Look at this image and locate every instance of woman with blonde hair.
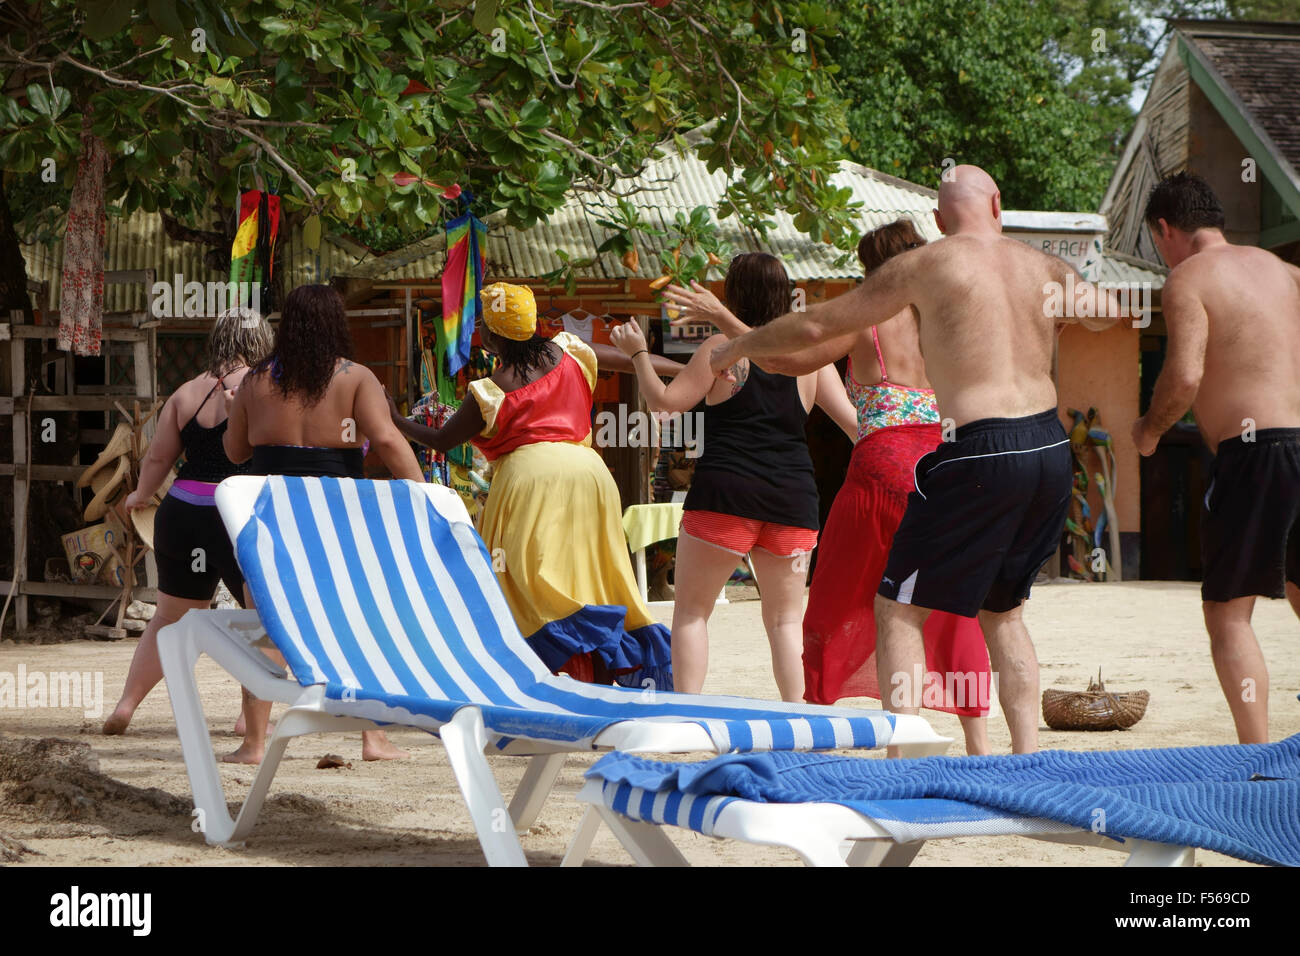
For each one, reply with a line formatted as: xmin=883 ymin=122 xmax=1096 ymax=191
xmin=103 ymin=306 xmax=272 ymax=735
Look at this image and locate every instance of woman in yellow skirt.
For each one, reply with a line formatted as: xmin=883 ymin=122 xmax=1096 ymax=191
xmin=389 ymin=282 xmax=671 ymax=688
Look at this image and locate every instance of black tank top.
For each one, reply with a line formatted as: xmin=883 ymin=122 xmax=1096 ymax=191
xmin=176 ymin=378 xmax=251 ymax=483
xmin=683 ymin=363 xmax=819 ymax=529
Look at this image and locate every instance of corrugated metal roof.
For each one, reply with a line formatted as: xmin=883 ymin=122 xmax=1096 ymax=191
xmin=348 ymin=147 xmax=944 ymax=283
xmin=19 ymin=144 xmax=1163 ymax=305
xmin=21 ymin=211 xmax=372 ymax=314
xmin=1097 ymin=249 xmax=1167 ymax=287
xmin=346 ymin=145 xmax=1157 ymax=288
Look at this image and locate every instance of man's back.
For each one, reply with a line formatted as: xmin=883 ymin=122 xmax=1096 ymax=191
xmin=1177 ymin=244 xmax=1300 ymax=450
xmin=908 ymin=234 xmax=1062 ymax=426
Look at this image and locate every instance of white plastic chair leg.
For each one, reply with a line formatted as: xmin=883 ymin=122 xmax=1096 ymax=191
xmin=560 ymin=806 xmax=604 ymax=867
xmin=508 ymin=753 xmax=568 ymax=831
xmin=1123 ymin=840 xmax=1195 ymax=867
xmin=894 ymin=739 xmax=953 ymax=758
xmin=595 ymin=805 xmax=690 ymax=867
xmin=158 ymin=616 xmax=240 ymax=845
xmin=873 ymin=840 xmax=923 ymax=867
xmin=845 ymin=839 xmax=893 ymax=867
xmin=225 ymin=704 xmax=371 ymax=844
xmin=438 ymin=707 xmax=528 ymax=867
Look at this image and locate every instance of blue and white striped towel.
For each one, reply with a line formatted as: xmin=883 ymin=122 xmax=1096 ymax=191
xmin=588 ymin=737 xmax=1300 ymax=865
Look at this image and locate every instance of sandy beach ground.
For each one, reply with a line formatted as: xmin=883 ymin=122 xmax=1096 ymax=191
xmin=1 ymin=579 xmax=1296 ymax=867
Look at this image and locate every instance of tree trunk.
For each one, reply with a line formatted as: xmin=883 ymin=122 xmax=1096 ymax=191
xmin=0 ymin=176 xmax=33 ymax=322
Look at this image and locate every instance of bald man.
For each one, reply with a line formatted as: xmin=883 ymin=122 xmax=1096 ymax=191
xmin=709 ymin=166 xmax=1120 ymax=753
xmin=1134 ymin=171 xmax=1300 ymax=744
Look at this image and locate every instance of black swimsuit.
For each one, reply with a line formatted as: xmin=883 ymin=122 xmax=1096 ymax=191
xmin=250 ymin=445 xmax=365 ymax=478
xmin=155 ymin=377 xmax=249 ymax=603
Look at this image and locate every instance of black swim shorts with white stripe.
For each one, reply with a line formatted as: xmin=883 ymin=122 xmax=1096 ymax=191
xmin=877 ymin=407 xmax=1072 ymax=617
xmin=1201 ymin=427 xmax=1300 ymax=603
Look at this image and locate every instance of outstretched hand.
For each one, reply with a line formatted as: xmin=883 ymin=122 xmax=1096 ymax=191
xmin=383 ymin=387 xmax=402 ymax=422
xmin=664 ymin=281 xmax=728 ymax=328
xmin=709 ymin=339 xmax=738 ymax=382
xmin=609 ymin=319 xmax=648 ymax=358
xmin=1131 ymin=417 xmax=1159 ymax=457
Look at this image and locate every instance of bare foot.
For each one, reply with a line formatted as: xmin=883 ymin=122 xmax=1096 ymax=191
xmin=361 ymin=730 xmax=410 ymax=761
xmin=102 ymin=706 xmax=133 ymax=736
xmin=231 ymin=716 xmax=273 ymax=736
xmin=222 ymin=743 xmax=264 ymax=765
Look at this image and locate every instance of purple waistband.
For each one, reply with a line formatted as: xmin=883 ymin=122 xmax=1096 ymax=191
xmin=168 ymin=479 xmax=219 ymax=505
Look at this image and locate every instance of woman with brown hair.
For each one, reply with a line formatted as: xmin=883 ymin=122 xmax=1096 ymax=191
xmin=666 ymin=221 xmax=991 ymax=753
xmin=613 ymin=252 xmax=857 ymax=702
xmin=223 ymin=284 xmax=424 ymax=763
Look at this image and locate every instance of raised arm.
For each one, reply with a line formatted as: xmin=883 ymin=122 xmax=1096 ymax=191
xmin=610 ymin=320 xmax=718 ymax=414
xmin=387 ymin=390 xmax=487 ymax=454
xmin=352 ymin=371 xmax=425 ymax=481
xmin=124 ymin=392 xmax=183 ymax=511
xmin=1132 ymin=274 xmax=1207 ymax=456
xmin=710 ymin=250 xmax=916 ymax=376
xmin=1052 ymin=258 xmax=1126 ymax=332
xmin=666 ymin=280 xmax=856 ymax=375
xmin=814 ymin=364 xmax=858 ymax=442
xmin=591 ymin=341 xmax=685 ymax=378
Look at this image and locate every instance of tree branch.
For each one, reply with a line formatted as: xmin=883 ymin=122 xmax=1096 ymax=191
xmin=209 ymin=118 xmax=317 ymax=201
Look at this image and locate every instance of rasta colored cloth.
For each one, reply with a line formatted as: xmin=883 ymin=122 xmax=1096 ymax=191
xmin=441 ymin=210 xmax=487 ymax=377
xmin=230 ymin=190 xmax=281 ymax=309
xmin=57 ymin=123 xmax=111 ymax=357
xmin=469 ymin=333 xmax=672 ymax=690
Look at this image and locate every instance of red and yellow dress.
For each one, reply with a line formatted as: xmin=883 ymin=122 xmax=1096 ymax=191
xmin=802 ymin=328 xmax=990 ymax=715
xmin=469 ymin=332 xmax=672 ymax=688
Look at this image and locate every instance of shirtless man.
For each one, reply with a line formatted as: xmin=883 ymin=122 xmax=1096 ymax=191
xmin=1132 ymin=171 xmax=1300 ymax=744
xmin=709 ymin=165 xmax=1119 ymax=753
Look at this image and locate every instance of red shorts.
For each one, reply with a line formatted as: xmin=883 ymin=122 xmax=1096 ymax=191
xmin=680 ymin=510 xmax=818 ymax=558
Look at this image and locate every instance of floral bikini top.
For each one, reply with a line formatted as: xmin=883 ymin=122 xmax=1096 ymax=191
xmin=845 ymin=327 xmax=940 ymax=442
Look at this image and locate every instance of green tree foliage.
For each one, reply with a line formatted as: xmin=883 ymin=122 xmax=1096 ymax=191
xmin=828 ymin=0 xmax=1286 ymax=211
xmin=1046 ymin=0 xmax=1278 ymax=156
xmin=0 ymin=0 xmax=863 ymax=298
xmin=830 ymin=0 xmax=1116 ymax=211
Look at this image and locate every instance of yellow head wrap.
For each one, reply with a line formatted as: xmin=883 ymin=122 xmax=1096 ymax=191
xmin=479 ymin=282 xmax=537 ymax=341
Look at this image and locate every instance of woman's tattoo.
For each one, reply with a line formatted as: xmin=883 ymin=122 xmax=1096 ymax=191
xmin=728 ymin=358 xmax=749 ymax=396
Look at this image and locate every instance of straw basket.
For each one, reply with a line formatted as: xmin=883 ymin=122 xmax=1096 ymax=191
xmin=1042 ymin=671 xmax=1149 ymax=731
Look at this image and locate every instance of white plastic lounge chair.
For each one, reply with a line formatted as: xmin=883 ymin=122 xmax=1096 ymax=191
xmin=159 ymin=476 xmax=950 ymax=865
xmin=569 ymin=777 xmax=1195 ymax=867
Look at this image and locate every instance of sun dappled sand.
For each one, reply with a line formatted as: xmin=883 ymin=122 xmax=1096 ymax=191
xmin=0 ymin=580 xmax=1296 ymax=866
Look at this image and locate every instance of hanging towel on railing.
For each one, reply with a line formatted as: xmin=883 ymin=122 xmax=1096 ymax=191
xmin=57 ymin=122 xmax=110 ymax=357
